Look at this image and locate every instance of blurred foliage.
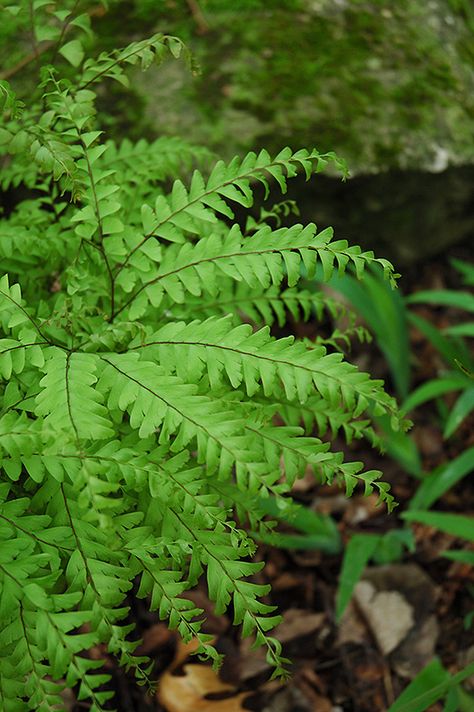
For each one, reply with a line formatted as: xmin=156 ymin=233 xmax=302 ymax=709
xmin=2 ymin=0 xmax=474 ymax=171
xmin=109 ymin=0 xmax=474 ymax=170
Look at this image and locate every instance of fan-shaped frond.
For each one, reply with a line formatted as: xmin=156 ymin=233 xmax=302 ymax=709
xmin=35 ymin=349 xmax=113 ymax=441
xmin=129 ymin=315 xmax=401 ymax=425
xmin=114 ymin=222 xmax=395 ymax=319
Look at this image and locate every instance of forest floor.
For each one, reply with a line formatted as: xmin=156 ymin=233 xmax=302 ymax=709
xmin=72 ymin=248 xmax=474 ymax=712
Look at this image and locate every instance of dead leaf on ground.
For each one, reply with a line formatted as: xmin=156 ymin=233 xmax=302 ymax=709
xmin=352 ymin=564 xmax=439 ymax=678
xmin=239 ymin=609 xmax=325 ymax=681
xmin=391 ymin=615 xmax=439 ymax=679
xmin=157 ymin=637 xmax=251 ymax=712
xmin=411 ymin=522 xmax=457 ymax=561
xmin=273 ymin=609 xmax=325 ymax=644
xmin=291 ymin=466 xmax=317 ymax=493
xmin=171 ymin=637 xmax=213 ymax=670
xmin=261 ymin=684 xmax=320 ymax=712
xmin=354 ymin=580 xmax=414 ymax=655
xmin=135 ymin=623 xmax=174 ymax=655
xmin=342 ymin=494 xmax=381 ymax=525
xmin=337 ymin=599 xmax=369 ymax=647
xmin=158 ymin=664 xmax=251 ymax=712
xmin=297 ymin=668 xmax=333 ymax=712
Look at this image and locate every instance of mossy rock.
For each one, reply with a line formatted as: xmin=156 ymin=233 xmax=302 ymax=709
xmin=120 ymin=0 xmax=474 ymax=172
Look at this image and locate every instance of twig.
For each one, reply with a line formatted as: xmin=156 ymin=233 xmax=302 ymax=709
xmin=0 ymin=42 xmax=55 ymax=81
xmin=0 ymin=4 xmax=106 ymax=81
xmin=50 ymin=0 xmax=81 ymax=66
xmin=186 ymin=0 xmax=209 ymax=34
xmin=28 ymin=0 xmax=40 ymax=68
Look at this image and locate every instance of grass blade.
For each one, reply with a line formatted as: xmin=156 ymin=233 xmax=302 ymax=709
xmin=409 ymin=447 xmax=474 ymax=510
xmin=335 ymin=533 xmax=380 ymax=621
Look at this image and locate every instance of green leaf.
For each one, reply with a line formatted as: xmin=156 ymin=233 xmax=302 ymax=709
xmin=327 ymin=268 xmax=409 ymax=399
xmin=372 ymin=528 xmax=415 ymax=565
xmin=59 ymin=40 xmax=85 ymax=67
xmin=407 ymin=289 xmax=474 ymax=313
xmin=409 ymin=447 xmax=474 ymax=510
xmin=403 ymin=511 xmax=474 ymax=542
xmin=335 ymin=533 xmax=380 ymax=620
xmin=35 ymin=350 xmax=114 ymax=440
xmin=402 ymin=375 xmax=471 ymax=415
xmin=389 ymin=661 xmax=474 ymax=712
xmin=443 ymin=387 xmax=474 ymax=438
xmin=254 ymin=496 xmax=341 ymax=554
xmin=388 ymin=658 xmax=451 ymax=712
xmin=443 ymin=323 xmax=474 ymax=338
xmin=408 ymin=313 xmax=473 ymax=371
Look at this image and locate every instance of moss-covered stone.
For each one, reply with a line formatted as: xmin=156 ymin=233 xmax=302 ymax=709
xmin=122 ymin=0 xmax=474 ymax=172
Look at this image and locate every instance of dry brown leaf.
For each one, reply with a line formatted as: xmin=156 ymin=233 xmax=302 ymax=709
xmin=172 ymin=637 xmax=208 ymax=670
xmin=391 ymin=615 xmax=439 ymax=679
xmin=240 ymin=609 xmax=325 ymax=681
xmin=337 ymin=599 xmax=368 ymax=647
xmin=135 ymin=623 xmax=173 ymax=655
xmin=158 ymin=664 xmax=250 ymax=712
xmin=354 ymin=581 xmax=414 ymax=655
xmin=183 ymin=589 xmax=230 ymax=634
xmin=273 ymin=609 xmax=325 ymax=644
xmin=342 ymin=494 xmax=380 ymax=525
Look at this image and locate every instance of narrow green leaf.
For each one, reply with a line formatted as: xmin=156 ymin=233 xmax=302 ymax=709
xmin=403 ymin=511 xmax=474 ymax=542
xmin=409 ymin=447 xmax=474 ymax=510
xmin=388 ymin=658 xmax=450 ymax=712
xmin=402 ymin=375 xmax=470 ymax=415
xmin=335 ymin=533 xmax=380 ymax=620
xmin=443 ymin=387 xmax=474 ymax=438
xmin=407 ymin=289 xmax=474 ymax=313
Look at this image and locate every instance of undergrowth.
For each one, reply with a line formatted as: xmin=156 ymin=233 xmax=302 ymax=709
xmin=0 ymin=4 xmax=405 ymax=709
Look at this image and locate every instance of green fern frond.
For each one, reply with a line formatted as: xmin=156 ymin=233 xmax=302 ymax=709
xmin=129 ymin=314 xmax=400 ymax=423
xmin=0 ymin=16 xmax=403 ymax=704
xmin=183 ymin=283 xmax=345 ymax=327
xmin=113 ymin=221 xmax=395 ymax=319
xmin=79 ymin=34 xmax=193 ymax=90
xmin=0 ymin=80 xmax=24 ymax=119
xmin=35 ymin=350 xmax=113 ymax=441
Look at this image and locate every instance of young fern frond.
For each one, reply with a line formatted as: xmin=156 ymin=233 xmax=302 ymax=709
xmin=78 ymin=34 xmax=193 ymax=90
xmin=0 ymin=19 xmax=404 ymax=710
xmin=128 ymin=314 xmax=399 ymax=422
xmin=182 ymin=283 xmax=347 ymax=328
xmin=111 ymin=221 xmax=394 ymax=320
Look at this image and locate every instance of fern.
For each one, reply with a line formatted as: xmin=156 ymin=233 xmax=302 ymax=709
xmin=0 ymin=15 xmax=406 ymax=711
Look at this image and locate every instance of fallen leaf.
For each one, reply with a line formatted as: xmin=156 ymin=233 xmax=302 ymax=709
xmin=239 ymin=638 xmax=269 ymax=681
xmin=337 ymin=599 xmax=369 ymax=647
xmin=260 ymin=685 xmax=313 ymax=712
xmin=354 ymin=581 xmax=414 ymax=655
xmin=172 ymin=638 xmax=211 ymax=670
xmin=391 ymin=615 xmax=439 ymax=679
xmin=353 ymin=659 xmax=385 ymax=682
xmin=364 ymin=564 xmax=440 ymax=679
xmin=273 ymin=609 xmax=325 ymax=644
xmin=239 ymin=610 xmax=325 ymax=680
xmin=158 ymin=664 xmax=250 ymax=712
xmin=343 ymin=494 xmax=380 ymax=525
xmin=135 ymin=623 xmax=173 ymax=655
xmin=297 ymin=668 xmax=333 ymax=712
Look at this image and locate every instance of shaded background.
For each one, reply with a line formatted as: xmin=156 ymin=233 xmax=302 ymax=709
xmin=2 ymin=0 xmax=474 ymax=266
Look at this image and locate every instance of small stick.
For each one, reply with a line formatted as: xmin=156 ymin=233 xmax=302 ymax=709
xmin=0 ymin=4 xmax=106 ymax=81
xmin=186 ymin=0 xmax=209 ymax=34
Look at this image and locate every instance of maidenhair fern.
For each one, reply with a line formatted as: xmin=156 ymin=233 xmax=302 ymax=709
xmin=0 ymin=6 xmax=405 ymax=710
